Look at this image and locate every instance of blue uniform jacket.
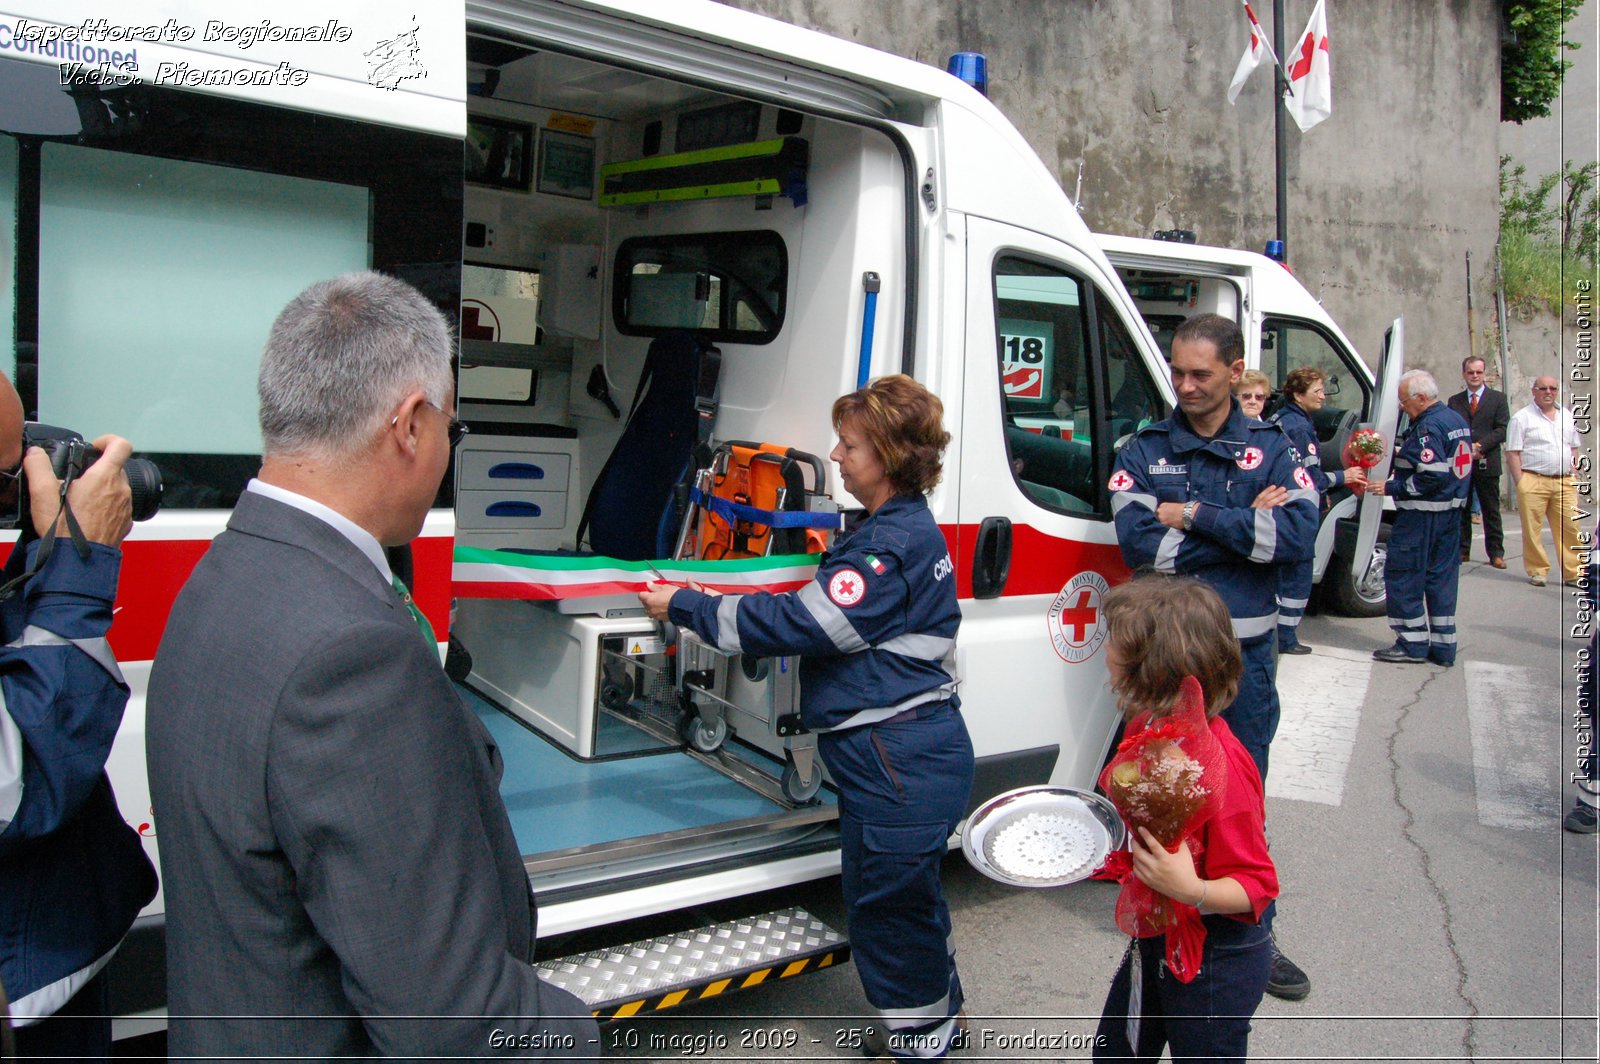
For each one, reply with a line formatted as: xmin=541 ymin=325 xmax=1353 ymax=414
xmin=668 ymin=493 xmax=960 ymax=732
xmin=1386 ymin=402 xmax=1473 ymax=511
xmin=1271 ymin=400 xmax=1348 ymax=494
xmin=1111 ymin=402 xmax=1320 ymax=642
xmin=0 ymin=537 xmax=157 ymax=1019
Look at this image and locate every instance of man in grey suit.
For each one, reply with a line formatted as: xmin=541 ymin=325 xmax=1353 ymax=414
xmin=146 ymin=273 xmax=598 ymax=1060
xmin=1445 ymin=356 xmax=1510 ymax=567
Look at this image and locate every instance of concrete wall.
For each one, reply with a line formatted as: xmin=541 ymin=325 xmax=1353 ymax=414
xmin=723 ymin=0 xmax=1504 ymax=381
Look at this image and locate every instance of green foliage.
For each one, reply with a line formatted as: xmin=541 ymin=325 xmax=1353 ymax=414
xmin=1502 ymin=0 xmax=1582 ymax=124
xmin=1499 ymin=155 xmax=1599 ymax=314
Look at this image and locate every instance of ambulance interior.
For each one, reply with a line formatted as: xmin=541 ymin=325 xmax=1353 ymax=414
xmin=449 ymin=33 xmax=912 ymax=892
xmin=1113 ymin=263 xmax=1371 ymax=462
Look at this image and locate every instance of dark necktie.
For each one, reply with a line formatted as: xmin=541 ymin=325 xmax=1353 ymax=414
xmin=391 ymin=574 xmax=437 ymax=645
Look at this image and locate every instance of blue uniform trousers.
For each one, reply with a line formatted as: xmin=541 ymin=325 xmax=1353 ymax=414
xmin=1220 ymin=639 xmax=1280 ymax=785
xmin=1276 ymin=558 xmax=1314 ymax=651
xmin=1093 ymin=917 xmax=1272 ymax=1063
xmin=820 ymin=701 xmax=974 ymax=1059
xmin=1384 ymin=511 xmax=1462 ymax=664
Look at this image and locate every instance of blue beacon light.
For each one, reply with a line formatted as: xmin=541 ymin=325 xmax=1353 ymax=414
xmin=947 ymin=52 xmax=988 ymax=97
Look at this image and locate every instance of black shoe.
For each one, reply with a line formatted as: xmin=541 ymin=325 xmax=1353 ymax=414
xmin=1373 ymin=645 xmax=1425 ymax=664
xmin=1266 ymin=943 xmax=1311 ymax=1001
xmin=1565 ymin=802 xmax=1599 ymax=834
xmin=1280 ymin=642 xmax=1313 ymax=655
xmin=1428 ymin=658 xmax=1456 ymax=668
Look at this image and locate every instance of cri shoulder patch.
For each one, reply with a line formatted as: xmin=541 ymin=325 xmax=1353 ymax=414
xmin=1236 ymin=447 xmax=1264 ymax=470
xmin=1109 ymin=469 xmax=1135 ymax=492
xmin=828 ymin=568 xmax=866 ymax=607
xmin=1293 ymin=467 xmax=1314 ymax=490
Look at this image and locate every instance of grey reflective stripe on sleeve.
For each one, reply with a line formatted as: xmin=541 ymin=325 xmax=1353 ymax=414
xmin=8 ymin=626 xmax=125 ymax=686
xmin=714 ymin=594 xmax=744 ymax=654
xmin=819 ymin=682 xmax=960 ymax=732
xmin=1112 ymin=490 xmax=1157 ymax=515
xmin=1415 ymin=459 xmax=1452 ymax=472
xmin=1154 ymin=528 xmax=1184 ymax=572
xmin=1231 ymin=613 xmax=1277 ymax=639
xmin=797 ymin=580 xmax=869 ymax=654
xmin=874 ymin=633 xmax=956 ymax=659
xmin=1395 ymin=498 xmax=1466 ymax=511
xmin=1286 ymin=487 xmax=1319 ymax=506
xmin=1 ymin=689 xmax=20 ymax=831
xmin=1249 ymin=508 xmax=1277 ymax=562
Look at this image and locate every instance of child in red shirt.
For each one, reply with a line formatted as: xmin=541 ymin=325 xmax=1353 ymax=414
xmin=1093 ymin=574 xmax=1279 ymax=1063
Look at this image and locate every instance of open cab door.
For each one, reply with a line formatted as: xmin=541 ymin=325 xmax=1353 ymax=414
xmin=1350 ymin=317 xmax=1406 ymax=602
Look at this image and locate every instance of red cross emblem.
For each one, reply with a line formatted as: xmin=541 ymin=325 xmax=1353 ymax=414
xmin=828 ymin=568 xmax=866 ymax=607
xmin=1048 ymin=572 xmax=1111 ymax=663
xmin=1293 ymin=467 xmax=1314 ymax=490
xmin=1237 ymin=447 xmax=1264 ymax=470
xmin=1109 ymin=470 xmax=1134 ymax=492
xmin=1452 ymin=441 xmax=1473 ymax=479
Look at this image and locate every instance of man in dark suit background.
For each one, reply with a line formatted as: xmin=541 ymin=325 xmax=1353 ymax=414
xmin=1446 ymin=356 xmax=1509 ymax=568
xmin=146 ymin=273 xmax=597 ymax=1060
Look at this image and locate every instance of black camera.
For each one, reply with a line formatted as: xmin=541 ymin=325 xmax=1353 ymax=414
xmin=14 ymin=424 xmax=163 ymax=526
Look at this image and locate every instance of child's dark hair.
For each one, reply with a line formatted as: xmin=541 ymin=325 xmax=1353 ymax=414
xmin=1102 ymin=573 xmax=1242 ymax=719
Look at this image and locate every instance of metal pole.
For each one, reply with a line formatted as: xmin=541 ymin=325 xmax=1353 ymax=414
xmin=1273 ymin=0 xmax=1288 ymax=256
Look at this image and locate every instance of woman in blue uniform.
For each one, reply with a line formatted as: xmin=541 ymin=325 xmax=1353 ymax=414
xmin=641 ymin=375 xmax=974 ymax=1060
xmin=1270 ymin=367 xmax=1364 ymax=653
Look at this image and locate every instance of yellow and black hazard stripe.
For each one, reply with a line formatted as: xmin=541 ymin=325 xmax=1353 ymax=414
xmin=593 ymin=945 xmax=850 ymax=1022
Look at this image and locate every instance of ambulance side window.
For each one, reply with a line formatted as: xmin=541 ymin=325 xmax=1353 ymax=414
xmin=1 ymin=55 xmax=460 ymax=509
xmin=1262 ymin=317 xmax=1371 ymax=440
xmin=991 ymin=255 xmax=1165 ymax=517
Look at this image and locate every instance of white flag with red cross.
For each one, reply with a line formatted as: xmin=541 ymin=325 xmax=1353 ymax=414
xmin=1283 ymin=0 xmax=1332 ymax=131
xmin=1227 ymin=1 xmax=1279 ymax=104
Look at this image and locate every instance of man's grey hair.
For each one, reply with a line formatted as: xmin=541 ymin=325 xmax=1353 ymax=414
xmin=1399 ymin=369 xmax=1438 ymax=400
xmin=259 ymin=271 xmax=454 ymax=461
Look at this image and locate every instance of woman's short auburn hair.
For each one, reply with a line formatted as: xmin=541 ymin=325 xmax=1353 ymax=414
xmin=831 ymin=375 xmax=952 ymax=496
xmin=1283 ymin=365 xmax=1325 ymax=401
xmin=1234 ymin=369 xmax=1271 ymax=397
xmin=1102 ymin=573 xmax=1242 ymax=720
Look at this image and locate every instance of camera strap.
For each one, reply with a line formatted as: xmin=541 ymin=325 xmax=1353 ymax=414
xmin=0 ymin=474 xmax=94 ymax=603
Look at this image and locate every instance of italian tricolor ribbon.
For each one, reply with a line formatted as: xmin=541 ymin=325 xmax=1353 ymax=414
xmin=452 ymin=546 xmax=820 ymax=600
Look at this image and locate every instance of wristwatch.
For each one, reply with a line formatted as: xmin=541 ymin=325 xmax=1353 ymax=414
xmin=1181 ymin=500 xmax=1200 ymax=530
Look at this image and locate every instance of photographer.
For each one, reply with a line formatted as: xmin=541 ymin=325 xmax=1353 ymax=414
xmin=0 ymin=372 xmax=157 ymax=1061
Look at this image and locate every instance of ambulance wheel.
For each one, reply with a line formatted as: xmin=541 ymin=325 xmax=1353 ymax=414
xmin=1323 ymin=527 xmax=1390 ymax=618
xmin=781 ymin=761 xmax=822 ymax=804
xmin=681 ymin=713 xmax=727 ymax=753
xmin=599 ymin=675 xmax=633 ymax=712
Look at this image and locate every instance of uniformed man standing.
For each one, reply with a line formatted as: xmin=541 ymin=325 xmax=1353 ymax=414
xmin=1368 ymin=369 xmax=1473 ymax=665
xmin=1110 ymin=312 xmax=1319 ymax=1000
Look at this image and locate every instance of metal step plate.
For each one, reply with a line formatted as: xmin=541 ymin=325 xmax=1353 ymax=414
xmin=536 ymin=907 xmax=849 ymax=1021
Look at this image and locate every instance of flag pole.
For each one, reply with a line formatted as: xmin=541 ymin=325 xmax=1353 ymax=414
xmin=1273 ymin=0 xmax=1289 ymax=258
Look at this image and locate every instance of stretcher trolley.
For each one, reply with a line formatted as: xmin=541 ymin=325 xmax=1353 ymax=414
xmin=600 ymin=441 xmax=841 ymax=803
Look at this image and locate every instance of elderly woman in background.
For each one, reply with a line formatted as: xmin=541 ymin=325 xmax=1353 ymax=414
xmin=1269 ymin=366 xmax=1366 ymax=654
xmin=642 ymin=374 xmax=974 ymax=1060
xmin=1234 ymin=369 xmax=1272 ymax=421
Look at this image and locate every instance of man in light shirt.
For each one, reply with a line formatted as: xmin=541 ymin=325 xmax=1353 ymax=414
xmin=1505 ymin=376 xmax=1584 ymax=586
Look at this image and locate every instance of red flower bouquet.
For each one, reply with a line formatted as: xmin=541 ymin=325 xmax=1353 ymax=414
xmin=1094 ymin=675 xmax=1229 ymax=982
xmin=1341 ymin=428 xmax=1388 ymax=471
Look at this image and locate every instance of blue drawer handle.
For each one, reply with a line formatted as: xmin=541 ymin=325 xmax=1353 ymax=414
xmin=488 ymin=463 xmax=546 ymax=480
xmin=486 ymin=501 xmax=542 ymax=518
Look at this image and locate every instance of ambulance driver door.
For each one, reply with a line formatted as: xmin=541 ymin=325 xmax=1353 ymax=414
xmin=956 ymin=217 xmax=1169 ymax=792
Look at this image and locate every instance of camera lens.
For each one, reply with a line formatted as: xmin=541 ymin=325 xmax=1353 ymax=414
xmin=123 ymin=458 xmax=163 ymax=521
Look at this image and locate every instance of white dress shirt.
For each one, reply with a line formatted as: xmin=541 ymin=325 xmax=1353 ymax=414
xmin=1506 ymin=404 xmax=1578 ymax=476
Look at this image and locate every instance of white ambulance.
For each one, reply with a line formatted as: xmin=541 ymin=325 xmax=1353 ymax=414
xmin=0 ymin=0 xmax=1386 ymax=1031
xmin=1097 ymin=233 xmax=1398 ymax=617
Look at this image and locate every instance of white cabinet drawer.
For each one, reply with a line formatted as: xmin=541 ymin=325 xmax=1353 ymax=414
xmin=457 ymin=488 xmax=567 ymax=529
xmin=459 ymin=450 xmax=571 ymax=492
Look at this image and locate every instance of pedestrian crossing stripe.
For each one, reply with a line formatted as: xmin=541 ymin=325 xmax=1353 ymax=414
xmin=589 ymin=948 xmax=849 ymax=1022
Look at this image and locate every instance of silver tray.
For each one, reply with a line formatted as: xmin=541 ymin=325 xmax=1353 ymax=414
xmin=960 ymin=785 xmax=1124 ymax=888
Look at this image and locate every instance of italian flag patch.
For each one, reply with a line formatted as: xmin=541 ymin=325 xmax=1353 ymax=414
xmin=866 ymin=554 xmax=886 ymax=574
